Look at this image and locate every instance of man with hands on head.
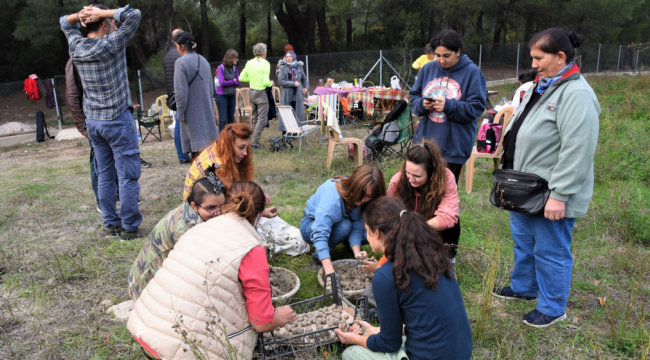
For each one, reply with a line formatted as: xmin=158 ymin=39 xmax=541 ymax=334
xmin=60 ymin=4 xmax=145 ymax=241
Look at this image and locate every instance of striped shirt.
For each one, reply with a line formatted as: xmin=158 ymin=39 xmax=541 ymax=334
xmin=59 ymin=6 xmax=141 ymax=121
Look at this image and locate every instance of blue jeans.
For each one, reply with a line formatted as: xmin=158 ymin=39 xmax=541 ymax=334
xmin=89 ymin=139 xmax=118 ymax=206
xmin=509 ymin=212 xmax=576 ymax=317
xmin=300 ymin=217 xmax=367 ymax=260
xmin=215 ymin=93 xmax=236 ymax=132
xmin=173 ymin=112 xmax=190 ymax=162
xmin=86 ymin=110 xmax=142 ymax=232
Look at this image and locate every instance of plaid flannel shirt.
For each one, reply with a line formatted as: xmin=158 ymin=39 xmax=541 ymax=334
xmin=59 ymin=6 xmax=141 ymax=121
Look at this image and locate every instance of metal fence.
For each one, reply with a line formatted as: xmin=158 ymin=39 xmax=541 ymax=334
xmin=1 ymin=43 xmax=647 ymax=129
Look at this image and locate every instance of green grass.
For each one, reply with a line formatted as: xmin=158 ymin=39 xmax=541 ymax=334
xmin=0 ymin=74 xmax=649 ymax=359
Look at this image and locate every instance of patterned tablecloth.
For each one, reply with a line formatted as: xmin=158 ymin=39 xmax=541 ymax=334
xmin=346 ymin=89 xmax=409 ymax=116
xmin=313 ymin=86 xmax=366 ymax=98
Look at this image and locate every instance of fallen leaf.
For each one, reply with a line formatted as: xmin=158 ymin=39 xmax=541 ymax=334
xmin=593 ymin=280 xmax=601 ymax=286
xmin=598 ymin=297 xmax=606 ymax=306
xmin=572 ymin=316 xmax=579 ymax=323
xmin=323 ymin=351 xmax=330 ymax=358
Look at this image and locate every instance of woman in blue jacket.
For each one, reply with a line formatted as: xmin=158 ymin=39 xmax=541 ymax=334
xmin=336 ymin=197 xmax=472 ymax=360
xmin=300 ymin=165 xmax=386 ymax=275
xmin=409 ymin=29 xmax=486 ymax=183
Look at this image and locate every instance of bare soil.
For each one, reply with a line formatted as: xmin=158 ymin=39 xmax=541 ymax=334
xmin=269 ymin=267 xmax=294 ymax=298
xmin=335 ymin=264 xmax=373 ymax=292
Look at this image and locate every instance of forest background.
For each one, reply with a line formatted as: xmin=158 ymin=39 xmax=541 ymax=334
xmin=1 ymin=0 xmax=649 ymax=82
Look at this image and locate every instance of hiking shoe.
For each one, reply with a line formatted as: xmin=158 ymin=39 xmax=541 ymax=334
xmin=492 ymin=286 xmax=537 ymax=301
xmin=120 ymin=228 xmax=148 ymax=241
xmin=523 ymin=309 xmax=567 ymax=328
xmin=105 ymin=225 xmax=123 ymax=238
xmin=140 ymin=158 xmax=152 ymax=168
xmin=179 ymin=159 xmax=192 ymax=164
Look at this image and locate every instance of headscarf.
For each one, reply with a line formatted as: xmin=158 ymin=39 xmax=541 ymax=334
xmin=535 ymin=62 xmax=575 ymax=94
xmin=285 ymin=51 xmax=299 ymax=79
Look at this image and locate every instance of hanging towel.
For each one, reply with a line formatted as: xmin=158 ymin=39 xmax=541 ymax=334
xmin=322 ymin=101 xmax=342 ymax=140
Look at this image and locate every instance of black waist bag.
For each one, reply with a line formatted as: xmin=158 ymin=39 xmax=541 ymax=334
xmin=36 ymin=111 xmax=54 ymax=142
xmin=490 ymin=169 xmax=550 ymax=215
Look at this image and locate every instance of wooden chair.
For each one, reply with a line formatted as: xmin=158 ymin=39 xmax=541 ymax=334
xmin=320 ymin=100 xmax=363 ymax=170
xmin=155 ymin=95 xmax=171 ymax=135
xmin=272 ymin=86 xmax=281 ymax=107
xmin=277 ymin=105 xmax=321 ymax=153
xmin=464 ymin=106 xmax=516 ymax=193
xmin=235 ymin=88 xmax=252 ymax=124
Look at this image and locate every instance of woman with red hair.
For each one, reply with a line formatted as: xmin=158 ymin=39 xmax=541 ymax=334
xmin=183 ymin=123 xmax=276 ymax=217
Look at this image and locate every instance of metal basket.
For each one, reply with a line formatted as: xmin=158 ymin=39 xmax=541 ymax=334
xmin=255 ymin=273 xmax=370 ymax=359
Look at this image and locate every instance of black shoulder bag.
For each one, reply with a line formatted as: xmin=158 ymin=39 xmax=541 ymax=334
xmin=489 ymin=112 xmax=550 ymax=215
xmin=166 ymin=55 xmax=201 ymax=111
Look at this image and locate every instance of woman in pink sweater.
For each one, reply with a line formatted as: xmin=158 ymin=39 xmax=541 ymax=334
xmin=362 ymin=141 xmax=460 ymax=273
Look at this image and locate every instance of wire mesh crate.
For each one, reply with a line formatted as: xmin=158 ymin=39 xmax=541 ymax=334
xmin=255 ymin=273 xmax=369 ymax=359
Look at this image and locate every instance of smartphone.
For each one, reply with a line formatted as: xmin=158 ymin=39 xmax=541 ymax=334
xmin=424 ymin=97 xmax=438 ymax=103
xmin=502 ymin=97 xmax=509 ymax=102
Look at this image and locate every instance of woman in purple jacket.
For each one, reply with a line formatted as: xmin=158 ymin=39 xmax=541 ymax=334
xmin=215 ymin=49 xmax=240 ymax=132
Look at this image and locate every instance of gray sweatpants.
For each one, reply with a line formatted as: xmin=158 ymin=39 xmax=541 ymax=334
xmin=249 ymin=89 xmax=268 ymax=147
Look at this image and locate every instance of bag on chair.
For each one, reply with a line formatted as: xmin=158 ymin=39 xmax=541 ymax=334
xmin=476 ymin=123 xmax=502 ymax=154
xmin=36 ymin=111 xmax=54 ymax=142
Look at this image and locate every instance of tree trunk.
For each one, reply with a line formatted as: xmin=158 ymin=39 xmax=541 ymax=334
xmin=307 ymin=7 xmax=316 ymax=54
xmin=116 ymin=0 xmax=147 ymax=68
xmin=164 ymin=0 xmax=176 ymax=40
xmin=523 ymin=12 xmax=534 ymax=42
xmin=239 ymin=0 xmax=246 ymax=58
xmin=267 ymin=0 xmax=273 ymax=55
xmin=314 ymin=1 xmax=331 ymax=53
xmin=200 ymin=0 xmax=209 ymax=58
xmin=346 ymin=17 xmax=352 ymax=46
xmin=475 ymin=12 xmax=483 ymax=37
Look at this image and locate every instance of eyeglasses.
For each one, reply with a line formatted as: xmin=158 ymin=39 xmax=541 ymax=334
xmin=197 ymin=204 xmax=222 ymax=216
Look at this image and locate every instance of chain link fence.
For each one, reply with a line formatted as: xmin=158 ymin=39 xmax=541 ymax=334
xmin=1 ymin=43 xmax=647 ymax=128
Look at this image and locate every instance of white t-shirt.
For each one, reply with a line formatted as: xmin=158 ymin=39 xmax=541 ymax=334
xmin=511 ymin=82 xmax=534 ymax=110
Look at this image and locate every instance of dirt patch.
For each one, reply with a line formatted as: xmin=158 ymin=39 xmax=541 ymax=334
xmin=336 ymin=264 xmax=372 ymax=291
xmin=269 ymin=267 xmax=294 ymax=298
xmin=263 ymin=304 xmax=354 ymax=341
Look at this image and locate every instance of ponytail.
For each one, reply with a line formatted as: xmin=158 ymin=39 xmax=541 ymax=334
xmin=364 ymin=197 xmax=452 ymax=291
xmin=221 ymin=181 xmax=266 ymax=225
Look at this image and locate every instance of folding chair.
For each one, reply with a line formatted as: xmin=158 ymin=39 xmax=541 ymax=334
xmin=277 ymin=105 xmax=322 ymax=153
xmin=135 ymin=108 xmax=162 ymax=143
xmin=272 ymin=86 xmax=281 ymax=107
xmin=340 ymin=97 xmax=362 ymax=130
xmin=464 ymin=106 xmax=516 ymax=194
xmin=365 ymin=101 xmax=414 ymax=162
xmin=236 ymin=88 xmax=252 ymax=124
xmin=154 ymin=95 xmax=171 ymax=135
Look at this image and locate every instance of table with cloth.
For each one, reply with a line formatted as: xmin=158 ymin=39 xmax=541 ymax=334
xmin=313 ymin=86 xmax=365 ymax=98
xmin=346 ymin=89 xmax=409 ymax=117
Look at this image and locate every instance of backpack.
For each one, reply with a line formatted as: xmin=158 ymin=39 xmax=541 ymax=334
xmin=36 ymin=111 xmax=54 ymax=142
xmin=476 ymin=122 xmax=502 ymax=154
xmin=268 ymin=136 xmax=293 ymax=152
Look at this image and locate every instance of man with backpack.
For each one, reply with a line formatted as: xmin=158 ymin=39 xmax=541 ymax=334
xmin=60 ymin=4 xmax=145 ymax=240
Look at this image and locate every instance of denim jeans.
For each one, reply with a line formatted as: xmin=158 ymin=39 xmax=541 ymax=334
xmin=509 ymin=212 xmax=576 ymax=317
xmin=215 ymin=93 xmax=236 ymax=132
xmin=86 ymin=110 xmax=142 ymax=232
xmin=89 ymin=139 xmax=118 ymax=206
xmin=173 ymin=111 xmax=190 ymax=162
xmin=300 ymin=217 xmax=367 ymax=260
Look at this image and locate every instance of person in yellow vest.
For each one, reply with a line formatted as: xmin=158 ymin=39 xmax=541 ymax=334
xmin=412 ymin=44 xmax=436 ymax=70
xmin=127 ymin=181 xmax=297 ymax=359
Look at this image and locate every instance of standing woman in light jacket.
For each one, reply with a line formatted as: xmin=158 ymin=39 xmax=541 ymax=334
xmin=409 ymin=29 xmax=486 ymax=182
xmin=127 ymin=181 xmax=297 ymax=360
xmin=493 ymin=28 xmax=600 ymax=328
xmin=173 ymin=31 xmax=219 ymax=157
xmin=215 ymin=49 xmax=240 ymax=132
xmin=300 ymin=165 xmax=386 ymax=275
xmin=277 ymin=50 xmax=309 ymax=136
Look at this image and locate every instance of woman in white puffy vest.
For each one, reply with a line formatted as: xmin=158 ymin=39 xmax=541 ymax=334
xmin=127 ymin=181 xmax=297 ymax=359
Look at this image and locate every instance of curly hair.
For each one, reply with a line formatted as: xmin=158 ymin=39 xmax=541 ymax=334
xmin=196 ymin=123 xmax=254 ymax=189
xmin=396 ymin=141 xmax=448 ymax=219
xmin=364 ymin=197 xmax=453 ymax=292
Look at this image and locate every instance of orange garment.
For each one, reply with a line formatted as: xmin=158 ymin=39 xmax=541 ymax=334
xmin=378 ymin=255 xmax=388 ymax=267
xmin=24 ymin=78 xmax=40 ymax=102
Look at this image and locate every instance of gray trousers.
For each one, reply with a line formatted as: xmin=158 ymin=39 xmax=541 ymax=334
xmin=250 ymin=89 xmax=268 ymax=147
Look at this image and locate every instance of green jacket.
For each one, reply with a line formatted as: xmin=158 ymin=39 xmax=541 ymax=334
xmin=127 ymin=202 xmax=204 ymax=300
xmin=239 ymin=57 xmax=272 ymax=90
xmin=505 ymin=65 xmax=600 ymax=219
